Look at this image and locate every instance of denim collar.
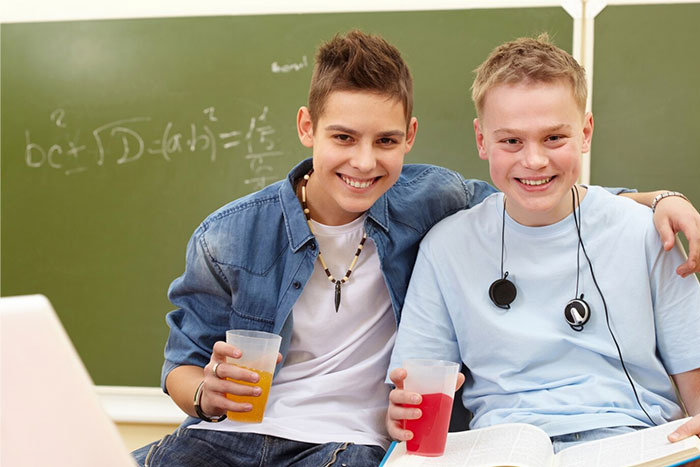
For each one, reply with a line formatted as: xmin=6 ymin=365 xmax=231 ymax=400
xmin=280 ymin=158 xmax=390 ymax=253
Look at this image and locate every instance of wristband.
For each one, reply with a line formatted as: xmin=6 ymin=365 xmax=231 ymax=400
xmin=651 ymin=191 xmax=689 ymax=212
xmin=193 ymin=380 xmax=227 ymax=423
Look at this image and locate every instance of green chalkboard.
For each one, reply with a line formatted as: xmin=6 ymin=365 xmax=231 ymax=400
xmin=591 ymin=4 xmax=700 ymax=222
xmin=1 ymin=9 xmax=572 ymax=386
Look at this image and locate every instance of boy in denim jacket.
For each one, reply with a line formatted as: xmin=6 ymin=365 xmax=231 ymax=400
xmin=138 ymin=30 xmax=700 ymax=466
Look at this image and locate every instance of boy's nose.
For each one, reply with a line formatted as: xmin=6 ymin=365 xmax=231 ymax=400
xmin=521 ymin=145 xmax=548 ymax=170
xmin=349 ymin=144 xmax=377 ymax=172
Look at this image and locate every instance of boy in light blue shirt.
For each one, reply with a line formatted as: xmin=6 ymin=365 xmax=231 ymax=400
xmin=386 ymin=34 xmax=700 ymax=452
xmin=135 ymin=30 xmax=700 ymax=466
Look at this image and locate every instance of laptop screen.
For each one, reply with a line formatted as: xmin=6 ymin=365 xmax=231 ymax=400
xmin=1 ymin=294 xmax=136 ymax=467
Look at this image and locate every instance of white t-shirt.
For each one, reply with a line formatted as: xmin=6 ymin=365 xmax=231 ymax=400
xmin=194 ymin=214 xmax=396 ymax=447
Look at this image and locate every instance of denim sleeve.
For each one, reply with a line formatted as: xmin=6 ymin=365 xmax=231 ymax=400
xmin=161 ymin=225 xmax=233 ymax=393
xmin=603 ymin=186 xmax=636 ymax=194
xmin=461 ymin=178 xmax=498 ymax=209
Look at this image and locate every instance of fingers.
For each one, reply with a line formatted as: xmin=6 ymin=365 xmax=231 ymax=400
xmin=200 ymin=368 xmax=260 ymax=415
xmin=656 ymin=222 xmax=676 ymax=253
xmin=387 ymin=416 xmax=414 ymax=443
xmin=677 ymin=258 xmax=700 ymax=278
xmin=389 ymin=367 xmax=407 ymax=389
xmin=651 ymin=208 xmax=676 ymax=253
xmin=668 ymin=415 xmax=700 ymax=443
xmin=208 ymin=341 xmax=260 ymax=384
xmin=677 ymin=236 xmax=700 ymax=277
xmin=652 ymin=195 xmax=700 ymax=277
xmin=199 ymin=341 xmax=265 ymax=415
xmin=455 ymin=372 xmax=466 ymax=391
xmin=387 ymin=387 xmax=422 ymax=441
xmin=675 ymin=217 xmax=700 ymax=277
xmin=212 ymin=341 xmax=241 ymax=360
xmin=200 ymin=384 xmax=255 ymax=414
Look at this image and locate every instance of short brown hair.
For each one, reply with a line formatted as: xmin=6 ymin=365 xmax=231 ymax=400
xmin=308 ymin=30 xmax=413 ymax=128
xmin=471 ymin=33 xmax=587 ymax=116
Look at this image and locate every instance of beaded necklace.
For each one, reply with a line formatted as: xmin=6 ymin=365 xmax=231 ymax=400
xmin=300 ymin=169 xmax=367 ymax=312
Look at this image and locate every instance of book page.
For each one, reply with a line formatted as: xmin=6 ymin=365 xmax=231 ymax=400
xmin=554 ymin=418 xmax=700 ymax=467
xmin=383 ymin=423 xmax=555 ymax=467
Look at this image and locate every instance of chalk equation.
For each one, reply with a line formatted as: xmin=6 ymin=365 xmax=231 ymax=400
xmin=24 ymin=106 xmax=284 ymax=189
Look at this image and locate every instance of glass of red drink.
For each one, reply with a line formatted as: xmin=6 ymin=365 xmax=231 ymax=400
xmin=402 ymin=359 xmax=460 ymax=457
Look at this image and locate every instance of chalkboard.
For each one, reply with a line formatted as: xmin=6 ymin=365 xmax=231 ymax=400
xmin=1 ymin=9 xmax=573 ymax=386
xmin=591 ymin=3 xmax=700 ymax=222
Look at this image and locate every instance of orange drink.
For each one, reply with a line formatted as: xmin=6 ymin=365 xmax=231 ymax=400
xmin=225 ymin=329 xmax=281 ymax=423
xmin=226 ymin=366 xmax=274 ymax=423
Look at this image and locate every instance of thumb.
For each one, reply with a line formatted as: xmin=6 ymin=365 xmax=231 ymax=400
xmin=668 ymin=417 xmax=700 ymax=443
xmin=657 ymin=222 xmax=676 ymax=251
xmin=389 ymin=367 xmax=407 ymax=389
xmin=455 ymin=373 xmax=466 ymax=391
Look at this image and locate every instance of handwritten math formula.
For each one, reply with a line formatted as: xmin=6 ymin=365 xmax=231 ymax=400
xmin=23 ymin=106 xmax=285 ymax=190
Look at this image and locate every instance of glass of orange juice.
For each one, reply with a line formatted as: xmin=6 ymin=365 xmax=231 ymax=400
xmin=225 ymin=329 xmax=282 ymax=423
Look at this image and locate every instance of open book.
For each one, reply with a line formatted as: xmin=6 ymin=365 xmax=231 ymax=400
xmin=380 ymin=418 xmax=700 ymax=467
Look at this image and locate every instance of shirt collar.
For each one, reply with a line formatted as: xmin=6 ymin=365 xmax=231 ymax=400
xmin=280 ymin=158 xmax=315 ymax=253
xmin=367 ymin=192 xmax=389 ymax=232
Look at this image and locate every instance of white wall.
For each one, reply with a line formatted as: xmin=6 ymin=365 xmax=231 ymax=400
xmin=1 ymin=0 xmax=565 ymax=23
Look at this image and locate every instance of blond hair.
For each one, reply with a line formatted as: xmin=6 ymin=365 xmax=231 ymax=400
xmin=471 ymin=33 xmax=587 ymax=115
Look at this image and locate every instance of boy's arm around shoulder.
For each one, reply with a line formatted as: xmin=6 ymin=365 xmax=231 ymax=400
xmin=393 ymin=166 xmax=497 ymax=221
xmin=459 ymin=175 xmax=498 ymax=209
xmin=620 ymin=190 xmax=700 ymax=276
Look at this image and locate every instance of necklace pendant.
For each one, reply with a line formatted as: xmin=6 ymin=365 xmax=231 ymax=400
xmin=334 ymin=281 xmax=341 ymax=312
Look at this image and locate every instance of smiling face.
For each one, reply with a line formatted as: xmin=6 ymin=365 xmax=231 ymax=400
xmin=474 ymin=80 xmax=593 ymax=226
xmin=297 ymin=90 xmax=417 ymax=226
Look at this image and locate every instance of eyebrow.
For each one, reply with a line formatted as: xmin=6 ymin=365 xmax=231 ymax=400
xmin=493 ymin=124 xmax=572 ymax=135
xmin=324 ymin=124 xmax=405 ymax=138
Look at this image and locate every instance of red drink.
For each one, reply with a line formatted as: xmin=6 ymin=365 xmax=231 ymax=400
xmin=403 ymin=392 xmax=453 ymax=456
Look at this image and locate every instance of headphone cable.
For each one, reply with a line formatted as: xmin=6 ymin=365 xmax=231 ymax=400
xmin=571 ymin=186 xmax=657 ymax=427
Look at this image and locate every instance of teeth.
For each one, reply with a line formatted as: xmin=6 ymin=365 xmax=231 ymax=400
xmin=520 ymin=177 xmax=551 ymax=186
xmin=342 ymin=176 xmax=373 ymax=189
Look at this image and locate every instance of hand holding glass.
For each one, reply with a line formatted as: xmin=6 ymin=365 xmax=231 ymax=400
xmin=402 ymin=359 xmax=460 ymax=456
xmin=225 ymin=329 xmax=281 ymax=423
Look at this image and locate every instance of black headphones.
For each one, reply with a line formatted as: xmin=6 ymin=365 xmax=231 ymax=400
xmin=564 ymin=296 xmax=590 ymax=331
xmin=489 ymin=190 xmax=591 ymax=331
xmin=489 ymin=187 xmax=657 ymax=426
xmin=563 ymin=186 xmax=591 ymax=331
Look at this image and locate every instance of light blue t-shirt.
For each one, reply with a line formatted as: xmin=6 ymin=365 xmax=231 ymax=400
xmin=389 ymin=186 xmax=700 ymax=437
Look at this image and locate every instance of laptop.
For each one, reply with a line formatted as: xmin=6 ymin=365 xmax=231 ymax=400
xmin=1 ymin=294 xmax=137 ymax=467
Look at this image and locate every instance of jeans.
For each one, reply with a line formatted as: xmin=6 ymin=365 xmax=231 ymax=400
xmin=131 ymin=427 xmax=386 ymax=467
xmin=550 ymin=425 xmax=645 ymax=454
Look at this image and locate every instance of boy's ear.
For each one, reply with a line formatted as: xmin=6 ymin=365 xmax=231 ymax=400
xmin=581 ymin=112 xmax=594 ymax=154
xmin=404 ymin=117 xmax=418 ymax=153
xmin=297 ymin=106 xmax=314 ymax=148
xmin=474 ymin=118 xmax=488 ymax=160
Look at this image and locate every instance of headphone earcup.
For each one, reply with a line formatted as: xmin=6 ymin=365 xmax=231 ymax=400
xmin=564 ymin=297 xmax=591 ymax=331
xmin=489 ymin=277 xmax=517 ymax=309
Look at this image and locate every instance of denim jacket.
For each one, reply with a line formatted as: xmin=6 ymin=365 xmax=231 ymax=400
xmin=161 ymin=158 xmax=497 ymax=395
